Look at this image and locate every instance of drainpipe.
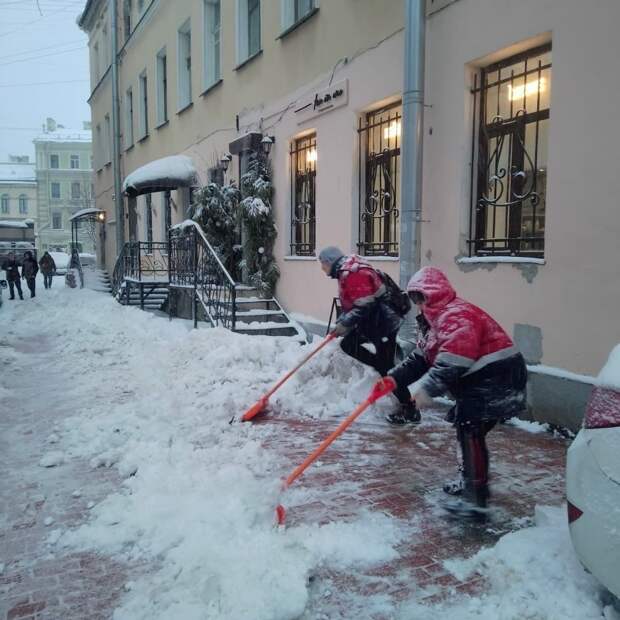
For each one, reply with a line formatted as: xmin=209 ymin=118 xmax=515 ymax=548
xmin=399 ymin=0 xmax=426 ymax=341
xmin=110 ymin=0 xmax=125 ymax=252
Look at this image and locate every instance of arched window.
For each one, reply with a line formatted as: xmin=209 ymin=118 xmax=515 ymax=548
xmin=0 ymin=194 xmax=8 ymax=214
xmin=18 ymin=194 xmax=28 ymax=214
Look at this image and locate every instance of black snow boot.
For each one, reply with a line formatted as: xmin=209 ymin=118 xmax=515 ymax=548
xmin=386 ymin=402 xmax=421 ymax=426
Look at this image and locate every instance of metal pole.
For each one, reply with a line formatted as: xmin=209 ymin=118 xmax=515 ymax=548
xmin=110 ymin=0 xmax=125 ymax=254
xmin=399 ymin=0 xmax=426 ymax=340
xmin=193 ymin=227 xmax=198 ymax=329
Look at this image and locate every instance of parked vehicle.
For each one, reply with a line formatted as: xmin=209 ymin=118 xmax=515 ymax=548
xmin=49 ymin=251 xmax=70 ymax=276
xmin=567 ymin=344 xmax=620 ymax=602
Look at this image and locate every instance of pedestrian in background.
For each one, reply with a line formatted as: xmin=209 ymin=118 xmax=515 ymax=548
xmin=39 ymin=251 xmax=56 ymax=289
xmin=21 ymin=251 xmax=39 ymax=298
xmin=1 ymin=252 xmax=24 ymax=300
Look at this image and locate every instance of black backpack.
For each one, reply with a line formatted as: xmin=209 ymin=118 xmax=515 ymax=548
xmin=378 ymin=271 xmax=412 ymax=317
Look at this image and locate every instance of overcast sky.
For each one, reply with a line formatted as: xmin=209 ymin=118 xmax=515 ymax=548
xmin=0 ymin=0 xmax=91 ymax=161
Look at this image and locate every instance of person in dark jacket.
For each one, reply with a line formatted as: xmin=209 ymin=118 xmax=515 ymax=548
xmin=378 ymin=267 xmax=527 ymax=516
xmin=38 ymin=251 xmax=56 ymax=289
xmin=1 ymin=252 xmax=24 ymax=300
xmin=21 ymin=251 xmax=38 ymax=298
xmin=319 ymin=246 xmax=421 ymax=425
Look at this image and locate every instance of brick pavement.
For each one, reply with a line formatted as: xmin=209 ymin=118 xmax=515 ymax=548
xmin=1 ymin=332 xmax=568 ymax=619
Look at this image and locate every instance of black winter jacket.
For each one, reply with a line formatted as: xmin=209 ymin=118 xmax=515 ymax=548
xmin=1 ymin=259 xmax=21 ymax=281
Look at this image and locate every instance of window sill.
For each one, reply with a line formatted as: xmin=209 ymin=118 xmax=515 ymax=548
xmin=176 ymin=101 xmax=193 ymax=116
xmin=365 ymin=256 xmax=399 ymax=262
xmin=125 ymin=143 xmax=134 ymax=153
xmin=284 ymin=255 xmax=316 ymax=261
xmin=234 ymin=49 xmax=263 ymax=72
xmin=137 ymin=133 xmax=149 ymax=144
xmin=155 ymin=119 xmax=169 ymax=130
xmin=200 ymin=79 xmax=223 ymax=98
xmin=276 ymin=7 xmax=319 ymax=40
xmin=105 ymin=161 xmax=112 ymax=168
xmin=457 ymin=256 xmax=546 ymax=265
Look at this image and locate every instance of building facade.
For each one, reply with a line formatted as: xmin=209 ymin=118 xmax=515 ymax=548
xmin=34 ymin=129 xmax=95 ymax=253
xmin=79 ymin=0 xmax=620 ymax=427
xmin=0 ymin=156 xmax=37 ymax=228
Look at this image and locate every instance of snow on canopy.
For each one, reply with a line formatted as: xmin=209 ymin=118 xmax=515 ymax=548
xmin=122 ymin=155 xmax=197 ymax=197
xmin=0 ymin=220 xmax=30 ymax=228
xmin=69 ymin=208 xmax=104 ymax=221
xmin=598 ymin=343 xmax=620 ymax=390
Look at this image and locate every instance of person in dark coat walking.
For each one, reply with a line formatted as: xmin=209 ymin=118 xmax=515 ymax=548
xmin=21 ymin=251 xmax=38 ymax=298
xmin=377 ymin=267 xmax=527 ymax=516
xmin=318 ymin=246 xmax=421 ymax=425
xmin=1 ymin=252 xmax=24 ymax=300
xmin=38 ymin=251 xmax=56 ymax=289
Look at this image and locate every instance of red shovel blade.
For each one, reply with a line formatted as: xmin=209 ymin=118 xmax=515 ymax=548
xmin=241 ymin=397 xmax=268 ymax=422
xmin=275 ymin=504 xmax=286 ymax=526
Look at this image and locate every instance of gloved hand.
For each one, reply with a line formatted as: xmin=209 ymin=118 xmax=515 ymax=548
xmin=369 ymin=376 xmax=397 ymax=402
xmin=330 ymin=322 xmax=349 ymax=337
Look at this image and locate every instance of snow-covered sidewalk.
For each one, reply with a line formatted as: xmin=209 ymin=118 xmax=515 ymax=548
xmin=0 ymin=285 xmax=615 ymax=619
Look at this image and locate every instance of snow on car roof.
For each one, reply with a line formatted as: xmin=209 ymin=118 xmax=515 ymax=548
xmin=598 ymin=344 xmax=620 ymax=390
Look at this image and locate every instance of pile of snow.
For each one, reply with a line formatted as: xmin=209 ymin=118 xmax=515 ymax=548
xmin=1 ymin=286 xmax=613 ymax=620
xmin=598 ymin=343 xmax=620 ymax=390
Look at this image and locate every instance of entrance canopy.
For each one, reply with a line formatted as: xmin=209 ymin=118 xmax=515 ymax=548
xmin=122 ymin=155 xmax=198 ymax=197
xmin=69 ymin=208 xmax=105 ymax=222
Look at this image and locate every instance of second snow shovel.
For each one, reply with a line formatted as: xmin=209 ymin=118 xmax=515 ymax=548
xmin=241 ymin=333 xmax=336 ymax=422
xmin=275 ymin=378 xmax=396 ymax=525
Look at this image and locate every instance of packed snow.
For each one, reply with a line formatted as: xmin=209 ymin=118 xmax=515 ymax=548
xmin=1 ymin=284 xmax=616 ymax=619
xmin=598 ymin=343 xmax=620 ymax=390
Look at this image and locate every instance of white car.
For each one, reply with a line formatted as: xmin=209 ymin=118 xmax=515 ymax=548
xmin=49 ymin=251 xmax=70 ymax=276
xmin=567 ymin=344 xmax=620 ymax=602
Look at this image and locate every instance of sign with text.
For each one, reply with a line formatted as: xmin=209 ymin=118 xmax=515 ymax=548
xmin=294 ymin=79 xmax=348 ymax=124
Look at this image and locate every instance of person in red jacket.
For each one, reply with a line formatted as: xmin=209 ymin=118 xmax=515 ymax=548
xmin=318 ymin=246 xmax=420 ymax=424
xmin=379 ymin=266 xmax=527 ymax=517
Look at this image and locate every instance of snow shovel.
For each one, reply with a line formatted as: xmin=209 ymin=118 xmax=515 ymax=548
xmin=241 ymin=333 xmax=337 ymax=422
xmin=275 ymin=378 xmax=396 ymax=525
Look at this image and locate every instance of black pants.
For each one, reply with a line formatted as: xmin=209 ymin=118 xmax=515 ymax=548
xmin=44 ymin=274 xmax=53 ymax=288
xmin=341 ymin=330 xmax=411 ymax=404
xmin=456 ymin=419 xmax=497 ymax=507
xmin=8 ymin=279 xmax=23 ymax=299
xmin=25 ymin=277 xmax=36 ymax=297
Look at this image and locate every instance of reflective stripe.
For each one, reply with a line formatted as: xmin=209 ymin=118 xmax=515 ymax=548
xmin=353 ymin=283 xmax=386 ymax=307
xmin=436 ymin=351 xmax=474 ymax=368
xmin=462 ymin=345 xmax=519 ymax=376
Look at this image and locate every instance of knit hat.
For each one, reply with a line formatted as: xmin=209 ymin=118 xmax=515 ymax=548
xmin=318 ymin=246 xmax=345 ymax=268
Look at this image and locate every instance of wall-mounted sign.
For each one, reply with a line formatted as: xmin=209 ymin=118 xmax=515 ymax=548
xmin=294 ymin=79 xmax=348 ymax=124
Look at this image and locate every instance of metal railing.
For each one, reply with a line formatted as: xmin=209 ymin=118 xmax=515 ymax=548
xmin=168 ymin=222 xmax=237 ymax=330
xmin=111 ymin=241 xmax=168 ymax=297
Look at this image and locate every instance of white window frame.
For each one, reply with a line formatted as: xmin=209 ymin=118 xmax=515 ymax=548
xmin=18 ymin=194 xmax=28 ymax=214
xmin=125 ymin=86 xmax=134 ymax=148
xmin=138 ymin=70 xmax=149 ymax=138
xmin=156 ymin=48 xmax=168 ymax=125
xmin=51 ymin=182 xmax=61 ymax=199
xmin=70 ymin=154 xmax=80 ymax=169
xmin=0 ymin=195 xmax=8 ymax=214
xmin=177 ymin=19 xmax=192 ymax=110
xmin=52 ymin=212 xmax=63 ymax=230
xmin=203 ymin=0 xmax=221 ymax=88
xmin=280 ymin=0 xmax=316 ymax=31
xmin=236 ymin=0 xmax=261 ymax=65
xmin=50 ymin=154 xmax=59 ymax=169
xmin=71 ymin=182 xmax=81 ymax=201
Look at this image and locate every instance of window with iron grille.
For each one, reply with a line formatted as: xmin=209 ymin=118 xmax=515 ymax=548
xmin=358 ymin=102 xmax=401 ymax=257
xmin=469 ymin=44 xmax=551 ymax=257
xmin=290 ymin=133 xmax=316 ymax=256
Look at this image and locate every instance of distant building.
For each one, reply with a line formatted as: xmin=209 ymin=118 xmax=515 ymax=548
xmin=0 ymin=155 xmax=38 ymax=233
xmin=34 ymin=124 xmax=95 ymax=253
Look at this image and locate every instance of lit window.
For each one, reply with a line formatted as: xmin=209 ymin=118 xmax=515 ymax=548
xmin=290 ymin=133 xmax=316 ymax=256
xmin=469 ymin=44 xmax=551 ymax=257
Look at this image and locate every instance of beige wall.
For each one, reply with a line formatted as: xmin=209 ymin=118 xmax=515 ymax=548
xmin=422 ymin=0 xmax=620 ymax=375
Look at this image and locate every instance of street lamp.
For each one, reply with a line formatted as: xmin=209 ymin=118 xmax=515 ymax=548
xmin=261 ymin=135 xmax=274 ymax=156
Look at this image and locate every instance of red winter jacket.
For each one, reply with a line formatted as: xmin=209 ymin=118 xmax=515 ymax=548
xmin=390 ymin=267 xmax=527 ymax=420
xmin=334 ymin=255 xmax=402 ymax=337
xmin=409 ymin=267 xmax=515 ymax=371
